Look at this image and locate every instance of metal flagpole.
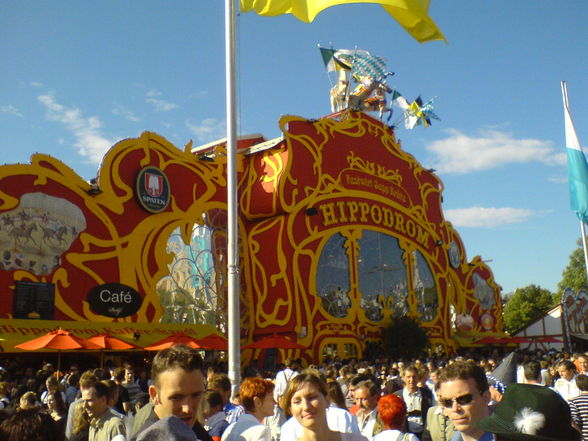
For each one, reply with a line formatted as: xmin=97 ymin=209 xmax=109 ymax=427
xmin=225 ymin=0 xmax=241 ymax=395
xmin=580 ymin=221 xmax=588 ymax=284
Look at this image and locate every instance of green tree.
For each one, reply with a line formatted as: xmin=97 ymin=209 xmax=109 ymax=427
xmin=381 ymin=316 xmax=429 ymax=359
xmin=502 ymin=284 xmax=556 ymax=333
xmin=557 ymin=238 xmax=588 ymax=300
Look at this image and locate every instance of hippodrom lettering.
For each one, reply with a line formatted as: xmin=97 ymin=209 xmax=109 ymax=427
xmin=318 ymin=201 xmax=430 ymax=247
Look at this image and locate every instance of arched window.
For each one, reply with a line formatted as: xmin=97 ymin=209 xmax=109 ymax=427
xmin=357 ymin=231 xmax=408 ymax=321
xmin=315 ymin=233 xmax=351 ymax=318
xmin=412 ymin=250 xmax=439 ymax=322
xmin=157 ymin=221 xmax=224 ymax=329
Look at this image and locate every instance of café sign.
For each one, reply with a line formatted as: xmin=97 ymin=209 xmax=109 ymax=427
xmin=87 ymin=283 xmax=142 ymax=318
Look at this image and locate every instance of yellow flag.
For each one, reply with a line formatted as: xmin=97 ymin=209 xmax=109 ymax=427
xmin=240 ymin=0 xmax=446 ymax=43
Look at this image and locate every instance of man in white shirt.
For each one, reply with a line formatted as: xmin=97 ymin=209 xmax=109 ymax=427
xmin=274 ymin=359 xmax=299 ymax=408
xmin=553 ymin=360 xmax=580 ymax=400
xmin=355 ymin=379 xmax=380 ymax=438
xmin=395 ymin=365 xmax=434 ymax=440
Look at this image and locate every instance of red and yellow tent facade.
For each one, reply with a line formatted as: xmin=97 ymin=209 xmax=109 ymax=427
xmin=0 ymin=111 xmax=503 ymax=362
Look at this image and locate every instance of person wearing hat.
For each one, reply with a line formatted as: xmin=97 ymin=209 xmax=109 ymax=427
xmin=476 ymin=383 xmax=581 ymax=441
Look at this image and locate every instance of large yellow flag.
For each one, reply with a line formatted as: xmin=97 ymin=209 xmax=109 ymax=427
xmin=240 ymin=0 xmax=446 ymax=43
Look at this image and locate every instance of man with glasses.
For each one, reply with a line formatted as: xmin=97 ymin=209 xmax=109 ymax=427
xmin=437 ymin=361 xmax=492 ymax=441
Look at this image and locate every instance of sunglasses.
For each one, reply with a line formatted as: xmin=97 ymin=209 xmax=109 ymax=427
xmin=439 ymin=393 xmax=477 ymax=408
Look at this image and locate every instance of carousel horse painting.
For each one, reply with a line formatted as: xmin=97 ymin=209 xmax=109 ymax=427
xmin=9 ymin=222 xmax=38 ymax=246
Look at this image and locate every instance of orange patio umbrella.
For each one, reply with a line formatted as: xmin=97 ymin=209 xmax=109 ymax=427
xmin=242 ymin=334 xmax=306 ymax=350
xmin=536 ymin=336 xmax=562 ymax=343
xmin=15 ymin=329 xmax=101 ymax=372
xmin=86 ymin=333 xmax=142 ymax=367
xmin=144 ymin=332 xmax=203 ymax=351
xmin=474 ymin=336 xmax=501 ymax=345
xmin=508 ymin=336 xmax=533 ymax=344
xmin=197 ymin=333 xmax=228 ymax=351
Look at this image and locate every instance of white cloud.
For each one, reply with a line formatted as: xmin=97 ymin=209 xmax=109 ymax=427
xmin=0 ymin=105 xmax=23 ymax=117
xmin=444 ymin=206 xmax=535 ymax=228
xmin=186 ymin=118 xmax=226 ymax=143
xmin=146 ymin=97 xmax=178 ymax=111
xmin=37 ymin=93 xmax=114 ymax=164
xmin=426 ymin=129 xmax=566 ymax=174
xmin=30 ymin=81 xmax=43 ymax=88
xmin=112 ymin=105 xmax=141 ymax=122
xmin=144 ymin=89 xmax=178 ymax=111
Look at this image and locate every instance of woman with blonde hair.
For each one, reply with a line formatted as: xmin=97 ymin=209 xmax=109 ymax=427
xmin=70 ymin=401 xmax=90 ymax=441
xmin=283 ymin=371 xmax=367 ymax=441
xmin=18 ymin=391 xmax=38 ymax=410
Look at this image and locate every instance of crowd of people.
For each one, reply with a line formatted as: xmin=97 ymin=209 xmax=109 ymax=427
xmin=0 ymin=346 xmax=586 ymax=441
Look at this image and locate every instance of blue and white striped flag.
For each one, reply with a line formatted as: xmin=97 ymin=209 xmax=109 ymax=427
xmin=562 ymin=81 xmax=588 ymax=224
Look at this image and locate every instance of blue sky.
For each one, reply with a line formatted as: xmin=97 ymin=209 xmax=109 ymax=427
xmin=1 ymin=1 xmax=587 ymax=295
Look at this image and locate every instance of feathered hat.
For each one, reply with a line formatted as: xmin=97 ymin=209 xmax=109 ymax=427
xmin=476 ymin=383 xmax=581 ymax=441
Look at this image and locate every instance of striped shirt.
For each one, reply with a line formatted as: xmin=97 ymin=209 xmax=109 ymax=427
xmin=569 ymin=392 xmax=588 ymax=441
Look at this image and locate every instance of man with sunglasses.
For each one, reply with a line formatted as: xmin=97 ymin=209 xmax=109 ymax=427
xmin=437 ymin=362 xmax=492 ymax=441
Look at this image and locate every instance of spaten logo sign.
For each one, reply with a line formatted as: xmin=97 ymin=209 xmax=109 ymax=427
xmin=136 ymin=166 xmax=170 ymax=213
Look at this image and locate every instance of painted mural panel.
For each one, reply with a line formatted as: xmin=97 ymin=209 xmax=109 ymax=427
xmin=0 ymin=133 xmax=225 ymax=324
xmin=0 ymin=192 xmax=86 ymax=275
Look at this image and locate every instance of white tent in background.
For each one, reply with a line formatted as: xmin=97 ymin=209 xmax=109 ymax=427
xmin=512 ymin=304 xmax=565 ymax=352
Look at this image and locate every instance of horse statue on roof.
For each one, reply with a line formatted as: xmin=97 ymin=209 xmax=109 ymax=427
xmin=348 ymin=73 xmax=394 ymax=120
